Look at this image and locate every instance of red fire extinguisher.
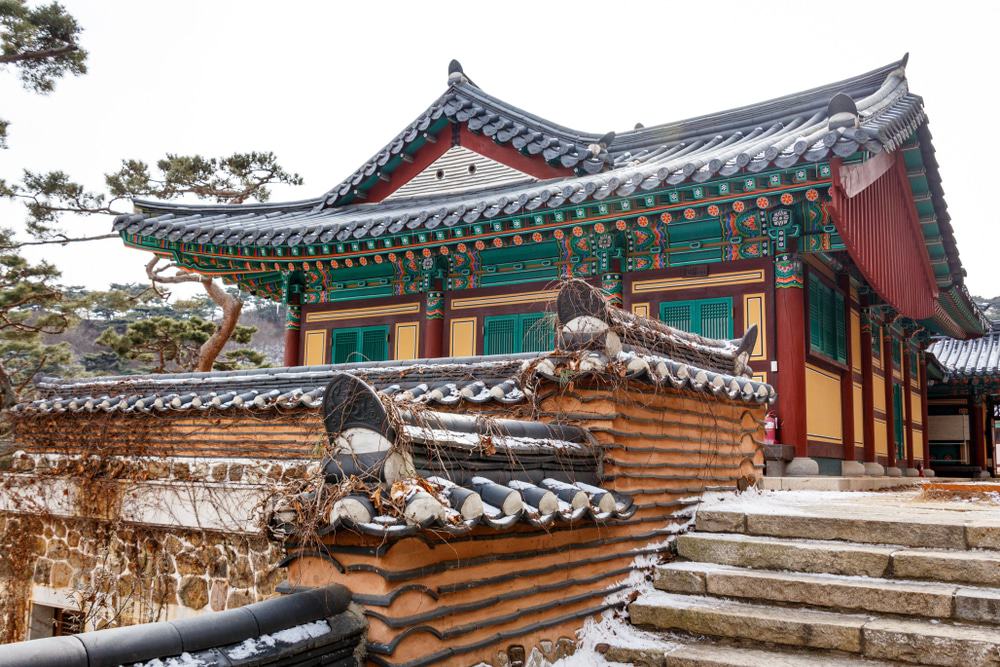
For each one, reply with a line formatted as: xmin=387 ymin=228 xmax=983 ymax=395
xmin=763 ymin=411 xmax=778 ymax=445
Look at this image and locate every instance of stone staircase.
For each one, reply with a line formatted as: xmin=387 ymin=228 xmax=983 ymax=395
xmin=607 ymin=499 xmax=1000 ymax=666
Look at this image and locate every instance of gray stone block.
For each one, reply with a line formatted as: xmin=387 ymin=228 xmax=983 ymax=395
xmin=863 ymin=462 xmax=885 ymax=476
xmin=841 ymin=460 xmax=866 ymax=477
xmin=785 ymin=457 xmax=820 ymax=477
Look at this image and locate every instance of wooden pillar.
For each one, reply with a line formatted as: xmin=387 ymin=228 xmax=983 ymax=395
xmin=919 ymin=355 xmax=931 ymax=471
xmin=859 ymin=306 xmax=878 ymax=470
xmin=989 ymin=399 xmax=996 ymax=473
xmin=883 ymin=328 xmax=898 ymax=471
xmin=901 ymin=338 xmax=915 ymax=470
xmin=283 ymin=304 xmax=302 ymax=367
xmin=970 ymin=394 xmax=986 ymax=472
xmin=423 ymin=291 xmax=444 ymax=358
xmin=837 ymin=274 xmax=855 ymax=463
xmin=774 ymin=254 xmax=813 ymax=473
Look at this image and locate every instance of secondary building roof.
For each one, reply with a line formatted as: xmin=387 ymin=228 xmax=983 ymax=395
xmin=929 ymin=323 xmax=1000 ymax=383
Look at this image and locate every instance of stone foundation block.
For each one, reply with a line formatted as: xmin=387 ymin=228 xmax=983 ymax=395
xmin=841 ymin=460 xmax=866 ymax=477
xmin=785 ymin=457 xmax=820 ymax=477
xmin=863 ymin=462 xmax=885 ymax=476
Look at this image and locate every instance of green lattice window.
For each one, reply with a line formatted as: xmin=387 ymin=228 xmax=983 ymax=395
xmin=808 ymin=274 xmax=846 ymax=364
xmin=331 ymin=325 xmax=389 ymax=364
xmin=483 ymin=313 xmax=555 ymax=355
xmin=658 ymin=297 xmax=733 ymax=338
xmin=871 ymin=323 xmax=882 ymax=360
xmin=910 ymin=350 xmax=919 ymax=378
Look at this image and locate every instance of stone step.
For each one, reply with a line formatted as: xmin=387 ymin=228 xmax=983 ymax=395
xmin=655 ymin=561 xmax=1000 ymax=623
xmin=630 ymin=592 xmax=1000 ymax=666
xmin=677 ymin=532 xmax=896 ymax=577
xmin=605 ymin=640 xmax=900 ymax=666
xmin=678 ymin=532 xmax=1000 ymax=588
xmin=894 ymin=548 xmax=1000 ymax=588
xmin=695 ymin=508 xmax=1000 ymax=551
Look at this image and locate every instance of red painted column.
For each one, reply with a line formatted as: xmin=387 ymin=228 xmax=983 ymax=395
xmin=860 ymin=306 xmax=877 ymax=468
xmin=919 ymin=354 xmax=931 ymax=471
xmin=883 ymin=329 xmax=898 ymax=470
xmin=970 ymin=395 xmax=986 ymax=472
xmin=423 ymin=291 xmax=445 ymax=359
xmin=838 ymin=274 xmax=856 ymax=463
xmin=901 ymin=338 xmax=915 ymax=470
xmin=283 ymin=304 xmax=302 ymax=367
xmin=774 ymin=255 xmax=809 ymax=462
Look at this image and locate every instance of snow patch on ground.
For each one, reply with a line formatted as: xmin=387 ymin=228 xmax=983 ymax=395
xmin=699 ymin=487 xmax=882 ymax=515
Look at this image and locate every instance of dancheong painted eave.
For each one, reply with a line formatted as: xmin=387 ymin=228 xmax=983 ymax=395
xmin=114 ymin=57 xmax=921 ymax=248
xmin=111 ymin=56 xmax=984 ymax=338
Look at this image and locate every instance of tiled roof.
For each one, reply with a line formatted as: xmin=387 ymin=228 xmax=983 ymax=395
xmin=12 ymin=348 xmax=775 ymax=417
xmin=0 ymin=584 xmax=363 ymax=667
xmin=272 ymin=475 xmax=638 ymax=540
xmin=269 ymin=371 xmax=637 ymax=540
xmin=112 ymin=58 xmax=921 ymax=248
xmin=928 ymin=324 xmax=1000 ymax=380
xmin=12 ymin=354 xmax=534 ymax=416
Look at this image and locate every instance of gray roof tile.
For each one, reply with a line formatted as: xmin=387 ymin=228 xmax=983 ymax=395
xmin=929 ymin=324 xmax=1000 ymax=380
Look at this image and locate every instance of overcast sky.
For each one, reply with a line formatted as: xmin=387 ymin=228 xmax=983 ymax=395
xmin=1 ymin=0 xmax=998 ymax=299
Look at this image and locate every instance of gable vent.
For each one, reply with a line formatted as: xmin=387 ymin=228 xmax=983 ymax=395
xmin=386 ymin=146 xmax=534 ymax=200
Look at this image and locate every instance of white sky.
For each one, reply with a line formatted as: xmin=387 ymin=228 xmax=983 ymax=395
xmin=1 ymin=0 xmax=998 ymax=299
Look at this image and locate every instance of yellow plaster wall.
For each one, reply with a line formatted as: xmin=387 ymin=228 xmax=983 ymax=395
xmin=912 ymin=429 xmax=924 ymax=460
xmin=806 ymin=364 xmax=843 ymax=444
xmin=303 ymin=330 xmax=327 ymax=366
xmin=875 ymin=418 xmax=888 ymax=456
xmin=743 ymin=293 xmax=766 ymax=361
xmin=394 ymin=322 xmax=420 ymax=361
xmin=449 ymin=317 xmax=477 ymax=357
xmin=910 ymin=391 xmax=923 ymax=426
xmin=873 ymin=373 xmax=886 ymax=413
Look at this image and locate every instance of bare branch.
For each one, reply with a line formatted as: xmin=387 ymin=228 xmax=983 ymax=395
xmin=14 ymin=233 xmax=118 ymax=247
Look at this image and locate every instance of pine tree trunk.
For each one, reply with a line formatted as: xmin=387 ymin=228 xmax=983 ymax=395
xmin=0 ymin=361 xmax=16 ymax=410
xmin=196 ymin=278 xmax=243 ymax=372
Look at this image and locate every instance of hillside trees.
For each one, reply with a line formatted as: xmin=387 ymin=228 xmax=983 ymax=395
xmin=0 ymin=2 xmax=301 ymax=398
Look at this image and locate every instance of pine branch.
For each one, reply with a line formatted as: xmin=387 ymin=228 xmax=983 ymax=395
xmin=0 ymin=44 xmax=78 ymax=64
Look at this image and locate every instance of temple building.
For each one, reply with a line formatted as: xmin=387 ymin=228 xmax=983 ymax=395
xmin=112 ymin=56 xmax=987 ymax=478
xmin=2 ymin=56 xmax=993 ymax=666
